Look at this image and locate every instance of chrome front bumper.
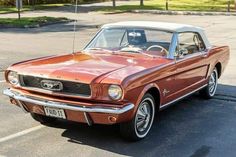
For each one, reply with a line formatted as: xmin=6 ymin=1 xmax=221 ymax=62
xmin=3 ymin=88 xmax=134 ymax=114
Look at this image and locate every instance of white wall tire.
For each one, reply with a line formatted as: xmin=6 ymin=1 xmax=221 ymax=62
xmin=200 ymin=68 xmax=218 ymax=99
xmin=120 ymin=93 xmax=155 ymax=141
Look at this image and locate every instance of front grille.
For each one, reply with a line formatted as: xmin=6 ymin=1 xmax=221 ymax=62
xmin=19 ymin=75 xmax=91 ymax=97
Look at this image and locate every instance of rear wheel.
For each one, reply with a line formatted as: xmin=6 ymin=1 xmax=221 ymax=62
xmin=31 ymin=113 xmax=57 ymax=124
xmin=200 ymin=68 xmax=218 ymax=99
xmin=120 ymin=93 xmax=155 ymax=141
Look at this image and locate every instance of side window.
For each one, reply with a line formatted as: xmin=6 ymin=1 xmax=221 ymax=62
xmin=178 ymin=32 xmax=205 ymax=57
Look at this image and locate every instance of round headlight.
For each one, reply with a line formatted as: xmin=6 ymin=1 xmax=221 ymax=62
xmin=108 ymin=85 xmax=123 ymax=100
xmin=8 ymin=71 xmax=19 ymax=85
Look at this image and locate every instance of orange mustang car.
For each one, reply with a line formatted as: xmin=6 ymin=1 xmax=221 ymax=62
xmin=3 ymin=21 xmax=229 ymax=141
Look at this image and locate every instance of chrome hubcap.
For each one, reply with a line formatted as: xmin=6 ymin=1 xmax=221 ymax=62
xmin=209 ymin=70 xmax=218 ymax=96
xmin=136 ymin=102 xmax=151 ymax=132
xmin=135 ymin=97 xmax=155 ymax=138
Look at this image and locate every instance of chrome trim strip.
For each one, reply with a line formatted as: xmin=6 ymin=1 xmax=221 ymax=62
xmin=160 ymin=84 xmax=207 ymax=110
xmin=3 ymin=88 xmax=134 ymax=114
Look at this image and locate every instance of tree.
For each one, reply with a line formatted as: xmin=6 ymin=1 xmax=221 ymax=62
xmin=112 ymin=0 xmax=116 ymax=7
xmin=235 ymin=0 xmax=236 ymax=9
xmin=140 ymin=0 xmax=144 ymax=6
xmin=29 ymin=0 xmax=36 ymax=10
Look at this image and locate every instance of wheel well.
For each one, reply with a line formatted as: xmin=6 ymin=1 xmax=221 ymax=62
xmin=146 ymin=87 xmax=160 ymax=110
xmin=215 ymin=62 xmax=222 ymax=78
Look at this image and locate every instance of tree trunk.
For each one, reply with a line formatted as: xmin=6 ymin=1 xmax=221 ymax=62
xmin=140 ymin=0 xmax=144 ymax=6
xmin=17 ymin=0 xmax=21 ymax=20
xmin=227 ymin=0 xmax=230 ymax=12
xmin=112 ymin=0 xmax=116 ymax=7
xmin=166 ymin=0 xmax=168 ymax=10
xmin=31 ymin=0 xmax=35 ymax=10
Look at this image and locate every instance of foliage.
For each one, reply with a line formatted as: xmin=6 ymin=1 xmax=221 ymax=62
xmin=0 ymin=4 xmax=67 ymax=14
xmin=0 ymin=16 xmax=70 ymax=27
xmin=98 ymin=0 xmax=235 ymax=12
xmin=0 ymin=0 xmax=107 ymax=6
xmin=0 ymin=0 xmax=74 ymax=6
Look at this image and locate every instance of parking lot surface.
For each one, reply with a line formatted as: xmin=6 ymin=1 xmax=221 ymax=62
xmin=0 ymin=11 xmax=236 ymax=157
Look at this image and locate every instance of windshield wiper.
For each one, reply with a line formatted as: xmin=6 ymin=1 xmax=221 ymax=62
xmin=85 ymin=48 xmax=155 ymax=58
xmin=118 ymin=48 xmax=155 ymax=58
xmin=84 ymin=48 xmax=113 ymax=53
xmin=119 ymin=47 xmax=142 ymax=53
xmin=86 ymin=47 xmax=106 ymax=51
xmin=139 ymin=52 xmax=155 ymax=58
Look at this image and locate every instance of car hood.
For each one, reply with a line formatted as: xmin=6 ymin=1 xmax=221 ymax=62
xmin=9 ymin=52 xmax=172 ymax=84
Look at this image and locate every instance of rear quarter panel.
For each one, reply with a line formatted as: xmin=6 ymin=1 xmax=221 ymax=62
xmin=207 ymin=46 xmax=230 ymax=78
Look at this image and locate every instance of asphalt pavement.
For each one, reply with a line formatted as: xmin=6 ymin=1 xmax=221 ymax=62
xmin=0 ymin=9 xmax=236 ymax=157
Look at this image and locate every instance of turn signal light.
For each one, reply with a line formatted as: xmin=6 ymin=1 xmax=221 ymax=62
xmin=108 ymin=116 xmax=117 ymax=123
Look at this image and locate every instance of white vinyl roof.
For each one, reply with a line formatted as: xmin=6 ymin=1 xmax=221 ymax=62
xmin=102 ymin=21 xmax=203 ymax=33
xmin=102 ymin=21 xmax=211 ymax=47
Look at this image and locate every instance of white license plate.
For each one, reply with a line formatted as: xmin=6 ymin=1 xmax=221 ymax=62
xmin=44 ymin=107 xmax=66 ymax=119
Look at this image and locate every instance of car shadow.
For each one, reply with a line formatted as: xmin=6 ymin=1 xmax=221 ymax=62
xmin=42 ymin=83 xmax=236 ymax=157
xmin=216 ymin=83 xmax=236 ymax=98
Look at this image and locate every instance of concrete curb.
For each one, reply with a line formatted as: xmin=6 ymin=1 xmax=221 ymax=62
xmin=131 ymin=10 xmax=236 ymax=16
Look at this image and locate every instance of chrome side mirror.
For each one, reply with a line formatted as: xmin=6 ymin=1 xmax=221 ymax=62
xmin=178 ymin=48 xmax=188 ymax=58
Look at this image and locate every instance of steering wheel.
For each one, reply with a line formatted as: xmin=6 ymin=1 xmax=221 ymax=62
xmin=146 ymin=45 xmax=169 ymax=56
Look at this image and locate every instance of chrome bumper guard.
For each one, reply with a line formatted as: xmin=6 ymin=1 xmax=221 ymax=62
xmin=3 ymin=88 xmax=134 ymax=114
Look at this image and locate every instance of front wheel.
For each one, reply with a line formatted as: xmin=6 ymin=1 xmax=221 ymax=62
xmin=120 ymin=93 xmax=155 ymax=141
xmin=200 ymin=68 xmax=218 ymax=99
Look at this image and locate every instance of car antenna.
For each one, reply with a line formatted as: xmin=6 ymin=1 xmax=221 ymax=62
xmin=72 ymin=0 xmax=79 ymax=54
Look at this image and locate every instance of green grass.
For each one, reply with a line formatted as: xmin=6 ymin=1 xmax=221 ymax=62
xmin=0 ymin=16 xmax=70 ymax=28
xmin=0 ymin=4 xmax=70 ymax=14
xmin=98 ymin=0 xmax=235 ymax=12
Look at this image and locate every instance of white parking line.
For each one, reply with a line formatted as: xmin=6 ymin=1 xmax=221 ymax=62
xmin=0 ymin=80 xmax=5 ymax=83
xmin=0 ymin=125 xmax=45 ymax=143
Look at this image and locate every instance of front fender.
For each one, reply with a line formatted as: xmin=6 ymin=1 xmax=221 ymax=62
xmin=136 ymin=83 xmax=161 ymax=108
xmin=125 ymin=83 xmax=161 ymax=119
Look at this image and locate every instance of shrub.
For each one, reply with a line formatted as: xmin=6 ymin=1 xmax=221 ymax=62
xmin=0 ymin=0 xmax=75 ymax=6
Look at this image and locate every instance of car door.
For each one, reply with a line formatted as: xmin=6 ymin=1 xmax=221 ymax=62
xmin=173 ymin=32 xmax=209 ymax=97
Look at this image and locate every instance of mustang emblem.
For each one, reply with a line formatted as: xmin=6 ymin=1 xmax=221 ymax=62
xmin=163 ymin=89 xmax=170 ymax=96
xmin=40 ymin=80 xmax=63 ymax=91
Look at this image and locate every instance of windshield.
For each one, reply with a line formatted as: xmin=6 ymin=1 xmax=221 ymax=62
xmin=84 ymin=28 xmax=173 ymax=58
